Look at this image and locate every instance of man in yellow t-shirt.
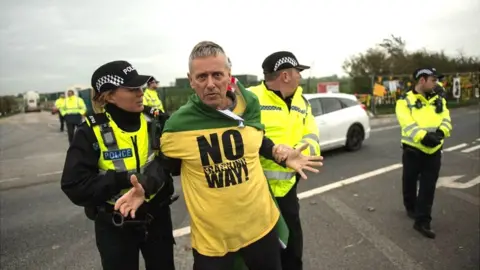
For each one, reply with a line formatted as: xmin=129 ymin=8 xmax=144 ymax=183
xmin=113 ymin=41 xmax=324 ymax=270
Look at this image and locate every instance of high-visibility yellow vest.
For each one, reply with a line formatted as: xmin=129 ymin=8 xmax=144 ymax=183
xmin=55 ymin=98 xmax=65 ymax=114
xmin=85 ymin=112 xmax=157 ymax=205
xmin=396 ymin=90 xmax=452 ymax=154
xmin=62 ymin=96 xmax=86 ymax=116
xmin=248 ymin=82 xmax=320 ymax=197
xmin=143 ymin=89 xmax=164 ymax=111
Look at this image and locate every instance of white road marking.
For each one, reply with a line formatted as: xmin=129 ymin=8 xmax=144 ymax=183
xmin=443 ymin=143 xmax=468 ymax=152
xmin=476 ymin=138 xmax=480 ymax=142
xmin=0 ymin=177 xmax=21 ymax=183
xmin=172 ymin=163 xmax=404 ymax=238
xmin=37 ymin=171 xmax=62 ymax=177
xmin=461 ymin=145 xmax=480 ymax=153
xmin=298 ymin=164 xmax=403 ymax=199
xmin=322 ymin=195 xmax=425 ymax=270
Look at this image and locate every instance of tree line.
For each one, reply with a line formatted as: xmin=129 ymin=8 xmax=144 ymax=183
xmin=342 ymin=35 xmax=480 ymax=77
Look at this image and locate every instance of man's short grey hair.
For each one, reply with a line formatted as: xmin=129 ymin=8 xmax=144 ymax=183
xmin=188 ymin=41 xmax=230 ymax=72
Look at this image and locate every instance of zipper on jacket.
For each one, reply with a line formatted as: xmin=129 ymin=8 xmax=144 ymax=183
xmin=130 ymin=135 xmax=141 ymax=173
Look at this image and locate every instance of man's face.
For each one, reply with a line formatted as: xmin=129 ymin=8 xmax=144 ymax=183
xmin=60 ymin=94 xmax=65 ymax=98
xmin=421 ymin=76 xmax=438 ymax=92
xmin=67 ymin=91 xmax=74 ymax=97
xmin=282 ymin=68 xmax=302 ymax=96
xmin=188 ymin=54 xmax=230 ymax=109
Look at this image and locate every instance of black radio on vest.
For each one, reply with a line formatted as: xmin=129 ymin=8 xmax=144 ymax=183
xmin=434 ymin=97 xmax=443 ymax=114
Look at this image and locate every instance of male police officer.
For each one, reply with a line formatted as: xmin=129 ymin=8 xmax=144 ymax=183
xmin=395 ymin=67 xmax=452 ymax=239
xmin=143 ymin=77 xmax=164 ymax=113
xmin=249 ymin=51 xmax=321 ymax=270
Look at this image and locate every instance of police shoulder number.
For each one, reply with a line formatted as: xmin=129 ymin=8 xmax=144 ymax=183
xmin=87 ymin=113 xmax=109 ymax=126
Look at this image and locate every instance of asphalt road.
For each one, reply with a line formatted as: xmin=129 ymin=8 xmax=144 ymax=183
xmin=0 ymin=107 xmax=479 ymax=270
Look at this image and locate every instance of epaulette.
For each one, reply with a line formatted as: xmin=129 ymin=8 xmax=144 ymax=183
xmin=85 ymin=113 xmax=109 ymax=126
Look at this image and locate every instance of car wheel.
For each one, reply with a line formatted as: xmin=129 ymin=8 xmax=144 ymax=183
xmin=345 ymin=124 xmax=364 ymax=151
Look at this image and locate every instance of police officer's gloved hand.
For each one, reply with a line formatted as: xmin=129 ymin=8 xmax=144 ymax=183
xmin=421 ymin=132 xmax=442 ymax=147
xmin=435 ymin=129 xmax=445 ymax=140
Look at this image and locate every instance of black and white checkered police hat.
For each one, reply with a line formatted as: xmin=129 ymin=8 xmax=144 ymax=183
xmin=91 ymin=60 xmax=152 ymax=94
xmin=262 ymin=51 xmax=310 ymax=74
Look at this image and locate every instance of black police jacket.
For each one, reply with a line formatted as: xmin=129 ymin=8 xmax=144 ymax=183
xmin=60 ymin=103 xmax=174 ymax=209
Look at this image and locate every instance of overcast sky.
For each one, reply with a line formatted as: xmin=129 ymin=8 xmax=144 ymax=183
xmin=1 ymin=0 xmax=479 ymax=95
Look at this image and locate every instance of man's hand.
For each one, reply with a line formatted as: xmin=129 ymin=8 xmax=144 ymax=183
xmin=114 ymin=174 xmax=146 ymax=219
xmin=272 ymin=144 xmax=293 ymax=163
xmin=285 ymin=143 xmax=324 ymax=180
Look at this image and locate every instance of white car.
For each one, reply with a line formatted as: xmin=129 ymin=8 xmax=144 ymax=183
xmin=304 ymin=93 xmax=371 ymax=152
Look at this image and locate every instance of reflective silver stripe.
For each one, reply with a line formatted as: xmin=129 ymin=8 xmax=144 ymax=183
xmin=98 ymin=155 xmax=155 ymax=175
xmin=403 ymin=123 xmax=417 ymax=133
xmin=405 ymin=127 xmax=437 ymax=140
xmin=299 ymin=140 xmax=316 ymax=156
xmin=298 ymin=134 xmax=319 ymax=155
xmin=409 ymin=128 xmax=420 ymax=139
xmin=264 ymin=170 xmax=296 ymax=180
xmin=440 ymin=122 xmax=451 ymax=130
xmin=442 ymin=118 xmax=451 ymax=124
xmin=302 ymin=133 xmax=319 ymax=142
xmin=402 ymin=136 xmax=415 ymax=143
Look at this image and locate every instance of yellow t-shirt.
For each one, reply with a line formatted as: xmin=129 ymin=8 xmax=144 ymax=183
xmin=161 ymin=95 xmax=279 ymax=256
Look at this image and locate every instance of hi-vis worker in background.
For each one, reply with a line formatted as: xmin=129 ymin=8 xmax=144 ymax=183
xmin=61 ymin=60 xmax=175 ymax=270
xmin=395 ymin=67 xmax=452 ymax=239
xmin=54 ymin=93 xmax=66 ymax=132
xmin=143 ymin=77 xmax=165 ymax=115
xmin=248 ymin=51 xmax=321 ymax=270
xmin=62 ymin=89 xmax=86 ymax=144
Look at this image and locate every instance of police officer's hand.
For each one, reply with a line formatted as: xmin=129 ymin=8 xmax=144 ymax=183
xmin=420 ymin=132 xmax=442 ymax=148
xmin=114 ymin=174 xmax=145 ymax=219
xmin=435 ymin=129 xmax=445 ymax=140
xmin=285 ymin=143 xmax=324 ymax=180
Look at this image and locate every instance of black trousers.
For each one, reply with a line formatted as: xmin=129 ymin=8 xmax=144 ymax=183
xmin=192 ymin=228 xmax=281 ymax=270
xmin=402 ymin=145 xmax=442 ymax=225
xmin=276 ymin=180 xmax=303 ymax=270
xmin=64 ymin=114 xmax=82 ymax=144
xmin=94 ymin=203 xmax=175 ymax=270
xmin=66 ymin=122 xmax=78 ymax=144
xmin=58 ymin=113 xmax=64 ymax=131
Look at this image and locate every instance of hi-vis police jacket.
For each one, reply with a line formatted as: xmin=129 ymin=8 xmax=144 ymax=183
xmin=143 ymin=88 xmax=164 ymax=112
xmin=396 ymin=90 xmax=452 ymax=154
xmin=61 ymin=95 xmax=86 ymax=117
xmin=249 ymin=82 xmax=321 ymax=197
xmin=60 ymin=111 xmax=169 ymax=208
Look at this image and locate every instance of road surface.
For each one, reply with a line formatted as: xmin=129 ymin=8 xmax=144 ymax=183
xmin=0 ymin=107 xmax=479 ymax=270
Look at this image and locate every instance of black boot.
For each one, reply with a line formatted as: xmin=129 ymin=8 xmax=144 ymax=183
xmin=413 ymin=223 xmax=436 ymax=239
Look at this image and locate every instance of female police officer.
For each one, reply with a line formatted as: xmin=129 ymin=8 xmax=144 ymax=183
xmin=60 ymin=60 xmax=175 ymax=270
